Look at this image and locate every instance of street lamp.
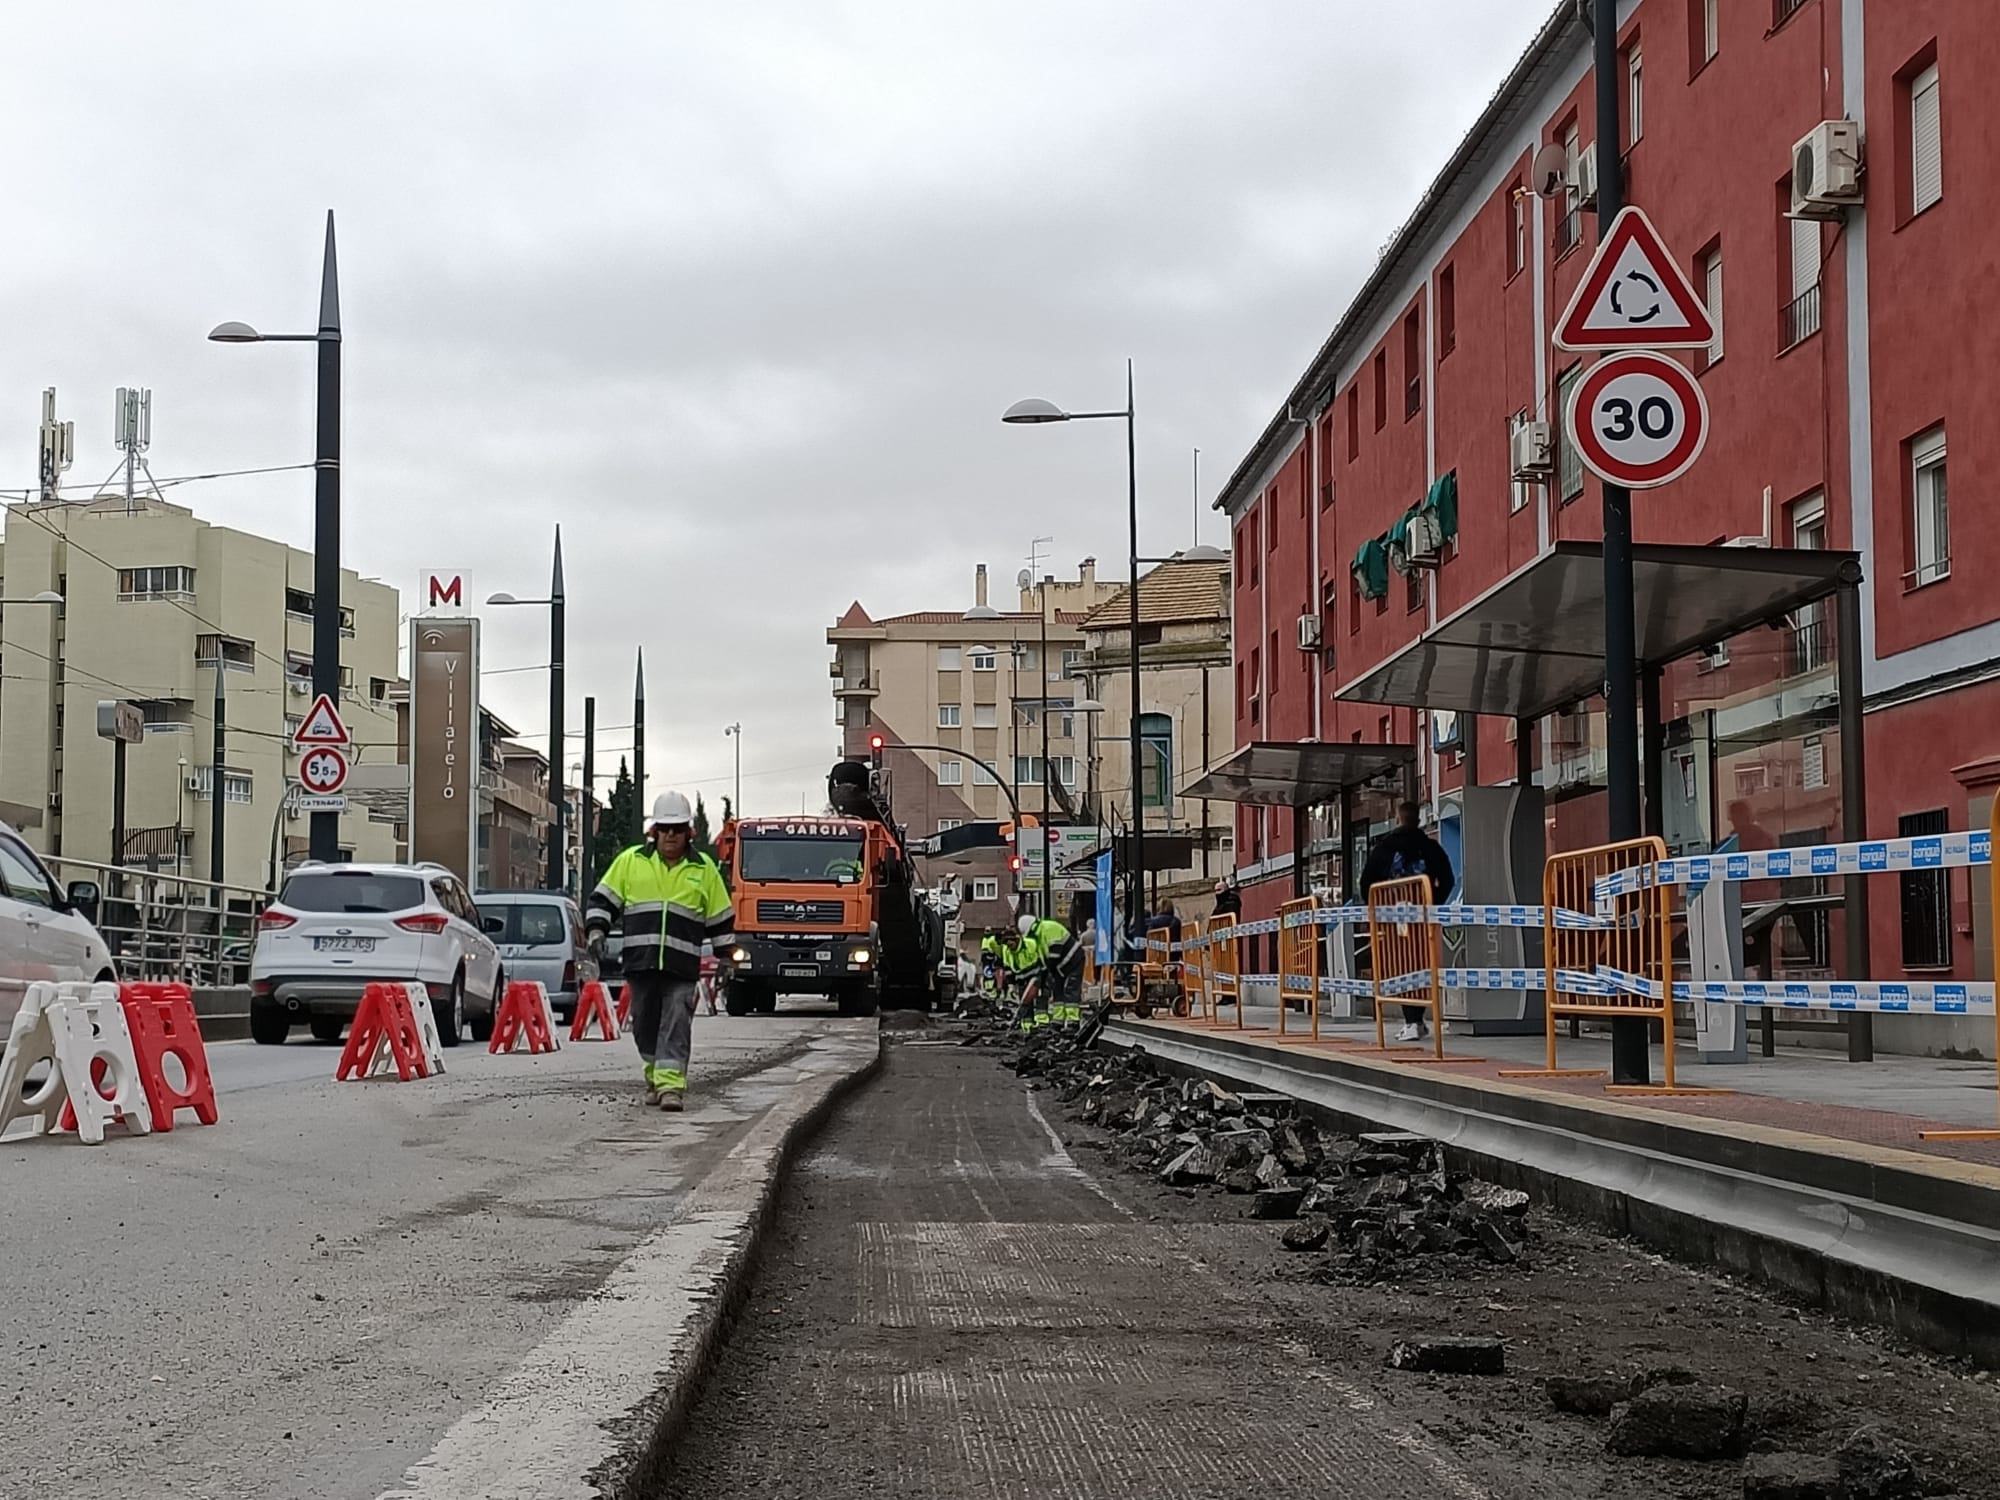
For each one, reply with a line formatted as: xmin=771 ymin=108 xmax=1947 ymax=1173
xmin=486 ymin=525 xmax=566 ymax=892
xmin=1005 ymin=362 xmax=1142 ymax=939
xmin=723 ymin=722 xmax=743 ymax=814
xmin=210 ymin=210 xmax=343 ymax=863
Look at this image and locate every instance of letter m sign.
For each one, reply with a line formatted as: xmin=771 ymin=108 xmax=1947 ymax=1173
xmin=427 ymin=574 xmax=463 ymax=609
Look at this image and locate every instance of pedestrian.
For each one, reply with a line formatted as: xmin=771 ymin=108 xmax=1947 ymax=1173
xmin=585 ymin=790 xmax=736 ymax=1110
xmin=1358 ymin=800 xmax=1455 ymax=1043
xmin=1210 ymin=878 xmax=1242 ymax=917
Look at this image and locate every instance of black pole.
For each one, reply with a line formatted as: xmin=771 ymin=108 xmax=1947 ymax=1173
xmin=1592 ymin=0 xmax=1647 ymax=1085
xmin=1836 ymin=572 xmax=1874 ymax=1062
xmin=1040 ymin=576 xmax=1052 ymax=921
xmin=1124 ymin=360 xmax=1144 ymax=942
xmin=1516 ymin=718 xmax=1535 ymax=786
xmin=581 ymin=695 xmax=596 ymax=893
xmin=310 ymin=211 xmax=342 ymax=865
xmin=548 ymin=526 xmax=566 ymax=893
xmin=1641 ymin=668 xmax=1665 ymax=838
xmin=632 ymin=647 xmax=646 ymax=841
xmin=210 ymin=665 xmax=226 ymax=888
xmin=111 ymin=738 xmax=127 ymax=884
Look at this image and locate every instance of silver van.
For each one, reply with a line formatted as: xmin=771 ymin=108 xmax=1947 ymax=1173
xmin=473 ymin=892 xmax=593 ymax=1021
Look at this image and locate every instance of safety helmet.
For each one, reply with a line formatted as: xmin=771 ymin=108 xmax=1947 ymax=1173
xmin=647 ymin=790 xmax=695 ymax=830
xmin=1017 ymin=914 xmax=1037 ymax=938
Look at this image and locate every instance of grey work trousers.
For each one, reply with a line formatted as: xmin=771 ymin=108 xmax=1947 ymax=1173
xmin=626 ymin=970 xmax=698 ymax=1087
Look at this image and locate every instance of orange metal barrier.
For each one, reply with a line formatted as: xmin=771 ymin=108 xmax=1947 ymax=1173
xmin=1277 ymin=896 xmax=1321 ymax=1040
xmin=1181 ymin=918 xmax=1212 ymax=1021
xmin=1919 ymin=796 xmax=2000 ymax=1142
xmin=1503 ymin=835 xmax=1696 ymax=1094
xmin=1366 ymin=876 xmax=1446 ymax=1060
xmin=1206 ymin=915 xmax=1242 ymax=1026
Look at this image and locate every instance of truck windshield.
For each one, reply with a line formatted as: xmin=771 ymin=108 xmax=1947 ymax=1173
xmin=738 ymin=837 xmax=867 ymax=884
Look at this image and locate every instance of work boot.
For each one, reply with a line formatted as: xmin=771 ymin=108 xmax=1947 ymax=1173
xmin=658 ymin=1090 xmax=686 ymax=1113
xmin=642 ymin=1083 xmax=661 ymax=1107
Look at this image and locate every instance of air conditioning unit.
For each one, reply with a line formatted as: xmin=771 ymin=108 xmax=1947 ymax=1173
xmin=1510 ymin=419 xmax=1554 ymax=480
xmin=1573 ymin=142 xmax=1599 ymax=207
xmin=287 ymin=679 xmax=309 ymax=696
xmin=1697 ymin=642 xmax=1731 ymax=674
xmin=1296 ymin=613 xmax=1323 ymax=651
xmin=1404 ymin=509 xmax=1444 ymax=568
xmin=1792 ymin=120 xmax=1863 ymax=217
xmin=46 ymin=791 xmax=60 ymax=810
xmin=185 ymin=774 xmax=205 ymax=792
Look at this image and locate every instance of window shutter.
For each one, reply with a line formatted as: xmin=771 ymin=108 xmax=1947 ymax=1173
xmin=1912 ymin=64 xmax=1942 ymax=212
xmin=1791 ymin=216 xmax=1820 ymax=299
xmin=1702 ymin=252 xmax=1725 ymax=362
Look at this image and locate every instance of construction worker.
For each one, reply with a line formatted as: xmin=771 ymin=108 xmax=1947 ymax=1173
xmin=997 ymin=923 xmax=1042 ymax=1029
xmin=1018 ymin=912 xmax=1081 ymax=1025
xmin=585 ymin=791 xmax=735 ymax=1110
xmin=979 ymin=929 xmax=1003 ymax=1000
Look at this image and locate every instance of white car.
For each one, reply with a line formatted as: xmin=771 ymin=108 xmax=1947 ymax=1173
xmin=249 ymin=862 xmax=504 ymax=1046
xmin=0 ymin=823 xmax=116 ymax=1031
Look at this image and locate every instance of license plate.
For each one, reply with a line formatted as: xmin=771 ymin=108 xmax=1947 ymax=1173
xmin=312 ymin=936 xmax=376 ymax=953
xmin=779 ymin=964 xmax=819 ymax=978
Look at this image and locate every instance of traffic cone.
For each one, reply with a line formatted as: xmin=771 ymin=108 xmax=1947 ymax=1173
xmin=489 ymin=980 xmax=561 ymax=1055
xmin=570 ymin=981 xmax=619 ymax=1042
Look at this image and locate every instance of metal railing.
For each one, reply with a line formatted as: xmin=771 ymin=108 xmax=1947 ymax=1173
xmin=1782 ymin=284 xmax=1822 ymax=349
xmin=44 ymin=856 xmax=267 ymax=989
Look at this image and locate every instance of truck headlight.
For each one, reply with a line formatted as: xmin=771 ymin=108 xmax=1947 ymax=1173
xmin=850 ymin=947 xmax=871 ymax=964
xmin=730 ymin=948 xmax=749 ymax=964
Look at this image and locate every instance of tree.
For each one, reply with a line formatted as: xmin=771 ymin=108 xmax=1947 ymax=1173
xmin=692 ymin=792 xmax=714 ymax=860
xmin=594 ymin=758 xmax=637 ymax=877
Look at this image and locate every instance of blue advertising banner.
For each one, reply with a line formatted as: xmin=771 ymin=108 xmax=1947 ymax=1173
xmin=1094 ymin=851 xmax=1115 ymax=964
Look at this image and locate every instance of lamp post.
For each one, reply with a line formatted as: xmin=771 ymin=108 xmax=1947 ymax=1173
xmin=1004 ymin=362 xmax=1142 ymax=937
xmin=723 ymin=722 xmax=742 ymax=815
xmin=486 ymin=524 xmax=566 ymax=892
xmin=210 ymin=210 xmax=343 ymax=863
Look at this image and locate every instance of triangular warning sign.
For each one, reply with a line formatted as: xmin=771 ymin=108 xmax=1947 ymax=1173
xmin=1554 ymin=206 xmax=1715 ymax=352
xmin=293 ymin=692 xmax=350 ymax=747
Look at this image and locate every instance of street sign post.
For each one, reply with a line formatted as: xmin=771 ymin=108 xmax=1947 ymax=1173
xmin=1565 ymin=350 xmax=1710 ymax=490
xmin=1555 ymin=205 xmax=1715 ymax=352
xmin=293 ymin=693 xmax=350 ymax=748
xmin=298 ymin=745 xmax=350 ymax=798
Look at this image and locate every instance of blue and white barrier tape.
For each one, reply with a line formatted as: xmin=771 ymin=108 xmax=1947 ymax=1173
xmin=1594 ymin=830 xmax=1993 ymax=903
xmin=1593 ymin=965 xmax=1995 ymax=1016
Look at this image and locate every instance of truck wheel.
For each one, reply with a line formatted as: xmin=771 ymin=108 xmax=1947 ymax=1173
xmin=725 ymin=981 xmax=754 ymax=1017
xmin=837 ymin=984 xmax=879 ymax=1019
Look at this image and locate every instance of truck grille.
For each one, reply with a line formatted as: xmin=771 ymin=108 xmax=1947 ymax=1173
xmin=755 ymin=899 xmax=844 ymax=925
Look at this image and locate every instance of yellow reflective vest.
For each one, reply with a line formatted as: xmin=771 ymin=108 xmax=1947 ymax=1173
xmin=587 ymin=844 xmax=734 ymax=982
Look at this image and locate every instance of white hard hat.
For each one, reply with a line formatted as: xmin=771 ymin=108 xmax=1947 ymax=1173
xmin=1017 ymin=914 xmax=1036 ymax=937
xmin=648 ymin=790 xmax=695 ymax=829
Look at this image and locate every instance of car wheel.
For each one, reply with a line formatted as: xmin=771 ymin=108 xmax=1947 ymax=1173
xmin=436 ymin=975 xmax=464 ymax=1047
xmin=250 ymin=1001 xmax=291 ymax=1046
xmin=309 ymin=1015 xmax=345 ymax=1043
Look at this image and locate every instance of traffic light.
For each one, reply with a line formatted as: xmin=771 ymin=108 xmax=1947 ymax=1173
xmin=868 ymin=733 xmax=884 ymax=770
xmin=1008 ymin=854 xmax=1023 ymax=873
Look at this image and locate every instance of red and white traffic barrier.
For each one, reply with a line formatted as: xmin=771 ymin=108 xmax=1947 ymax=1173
xmin=489 ymin=980 xmax=562 ymax=1055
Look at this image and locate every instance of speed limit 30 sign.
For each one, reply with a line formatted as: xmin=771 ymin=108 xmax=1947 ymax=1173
xmin=1565 ymin=350 xmax=1709 ymax=490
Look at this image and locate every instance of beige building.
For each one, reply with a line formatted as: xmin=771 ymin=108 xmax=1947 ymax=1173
xmin=1074 ymin=554 xmax=1234 ymax=903
xmin=828 ymin=560 xmax=1122 ymax=934
xmin=0 ymin=496 xmax=400 ymax=888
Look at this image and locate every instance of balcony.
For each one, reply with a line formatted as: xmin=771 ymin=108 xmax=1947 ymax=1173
xmin=1781 ymin=284 xmax=1822 ymax=350
xmin=833 ymin=676 xmax=879 ymax=698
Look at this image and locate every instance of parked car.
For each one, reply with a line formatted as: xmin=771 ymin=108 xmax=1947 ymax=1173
xmin=248 ymin=862 xmax=503 ymax=1046
xmin=474 ymin=891 xmax=593 ymax=1022
xmin=0 ymin=822 xmax=115 ymax=1031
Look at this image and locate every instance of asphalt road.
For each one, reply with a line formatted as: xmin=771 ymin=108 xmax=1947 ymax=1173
xmin=0 ymin=998 xmax=862 ymax=1500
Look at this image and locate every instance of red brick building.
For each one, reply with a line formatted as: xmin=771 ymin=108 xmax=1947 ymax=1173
xmin=1219 ymin=1 xmax=1995 ymax=983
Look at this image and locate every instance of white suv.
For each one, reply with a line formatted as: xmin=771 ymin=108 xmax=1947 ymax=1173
xmin=249 ymin=862 xmax=504 ymax=1047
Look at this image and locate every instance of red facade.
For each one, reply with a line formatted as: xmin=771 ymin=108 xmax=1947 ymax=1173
xmin=1222 ymin=1 xmax=1998 ymax=980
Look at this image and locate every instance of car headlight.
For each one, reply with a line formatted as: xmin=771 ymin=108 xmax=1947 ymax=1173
xmin=730 ymin=947 xmax=749 ymax=964
xmin=850 ymin=947 xmax=871 ymax=964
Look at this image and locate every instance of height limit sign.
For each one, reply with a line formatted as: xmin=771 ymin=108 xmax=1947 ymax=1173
xmin=1565 ymin=350 xmax=1708 ymax=490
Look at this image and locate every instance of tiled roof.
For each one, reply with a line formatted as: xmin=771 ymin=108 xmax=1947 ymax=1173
xmin=1081 ymin=559 xmax=1230 ymax=630
xmin=835 ymin=600 xmax=873 ymax=628
xmin=872 ymin=609 xmax=1093 ymax=626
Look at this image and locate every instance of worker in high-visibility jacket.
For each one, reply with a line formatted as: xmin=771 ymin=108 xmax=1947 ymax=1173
xmin=997 ymin=925 xmax=1042 ymax=1030
xmin=1019 ymin=913 xmax=1082 ymax=1025
xmin=585 ymin=791 xmax=735 ymax=1111
xmin=979 ymin=931 xmax=1003 ymax=999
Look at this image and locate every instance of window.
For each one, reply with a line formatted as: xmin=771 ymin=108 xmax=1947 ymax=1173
xmin=937 ymin=818 xmax=963 ymax=833
xmin=338 ymin=606 xmax=355 ymax=638
xmin=1556 ymin=365 xmax=1585 ymax=501
xmin=1061 ymin=648 xmax=1083 ymax=675
xmin=192 ymin=766 xmax=254 ymax=804
xmin=0 ymin=836 xmax=56 ymax=910
xmin=136 ymin=698 xmax=193 ymax=733
xmin=117 ymin=565 xmax=195 ymax=600
xmin=369 ymin=676 xmax=391 ymax=703
xmin=194 ymin=633 xmax=256 ymax=671
xmin=1012 ymin=755 xmax=1043 ymax=786
xmin=285 ymin=650 xmax=312 ymax=681
xmin=1438 ymin=265 xmax=1456 ymax=355
xmin=938 ymin=758 xmax=963 ymax=786
xmin=1773 ymin=0 xmax=1808 ymax=28
xmin=1556 ymin=122 xmax=1582 ymax=255
xmin=971 ymin=878 xmax=1000 ymax=902
xmin=1509 ymin=410 xmax=1533 ymax=514
xmin=1014 ymin=703 xmax=1040 ymax=729
xmin=970 ymin=647 xmax=996 ymax=672
xmin=1406 ymin=570 xmax=1423 ymax=614
xmin=973 ymin=703 xmax=998 ymax=729
xmin=1015 ymin=645 xmax=1039 ymax=671
xmin=1911 ymin=61 xmax=1941 ymax=216
xmin=1266 ymin=498 xmax=1279 ymax=553
xmin=1626 ymin=42 xmax=1644 ymax=145
xmin=1691 ymin=0 xmax=1718 ymax=68
xmin=936 ymin=645 xmax=962 ymax=671
xmin=1402 ymin=308 xmax=1422 ymax=417
xmin=285 ymin=587 xmax=313 ymax=617
xmin=1784 ymin=212 xmax=1821 ymax=348
xmin=1346 ymin=387 xmax=1359 ymax=460
xmin=1788 ymin=492 xmax=1830 ymax=673
xmin=972 ymin=761 xmax=997 ymax=785
xmin=1139 ymin=712 xmax=1174 ymax=808
xmin=1910 ymin=425 xmax=1949 ymax=587
xmin=1319 ymin=479 xmax=1335 ymax=513
xmin=1052 ymin=755 xmax=1077 ymax=789
xmin=938 ymin=703 xmax=961 ymax=728
xmin=1697 ymin=243 xmax=1724 ymax=368
xmin=1507 ymin=182 xmax=1526 ymax=279
xmin=1898 ymin=809 xmax=1952 ymax=969
xmin=1372 ymin=351 xmax=1387 ymax=431
xmin=1058 ymin=714 xmax=1075 ymax=740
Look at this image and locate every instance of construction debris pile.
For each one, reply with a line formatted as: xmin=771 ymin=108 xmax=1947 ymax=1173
xmin=1018 ymin=1034 xmax=1532 ymax=1281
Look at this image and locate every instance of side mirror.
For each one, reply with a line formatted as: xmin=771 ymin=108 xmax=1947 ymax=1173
xmin=67 ymin=881 xmax=101 ymax=926
xmin=481 ymin=915 xmax=506 ymax=935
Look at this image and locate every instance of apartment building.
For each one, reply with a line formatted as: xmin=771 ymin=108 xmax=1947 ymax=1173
xmin=1073 ymin=554 xmax=1235 ymax=902
xmin=828 ymin=560 xmax=1122 ymax=932
xmin=1220 ymin=0 xmax=1998 ymax=983
xmin=0 ymin=495 xmax=400 ymax=886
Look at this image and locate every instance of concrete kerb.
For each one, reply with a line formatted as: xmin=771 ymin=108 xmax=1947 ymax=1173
xmin=1101 ymin=1019 xmax=2000 ymax=1368
xmin=190 ymin=987 xmax=251 ymax=1042
xmin=592 ymin=1027 xmax=885 ymax=1500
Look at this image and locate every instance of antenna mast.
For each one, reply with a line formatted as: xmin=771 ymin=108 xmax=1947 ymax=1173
xmin=37 ymin=389 xmax=74 ymax=503
xmin=114 ymin=387 xmax=152 ymax=513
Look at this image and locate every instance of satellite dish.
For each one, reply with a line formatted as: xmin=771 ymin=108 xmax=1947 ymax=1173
xmin=1016 ymin=568 xmax=1033 ymax=591
xmin=1532 ymin=142 xmax=1569 ymax=200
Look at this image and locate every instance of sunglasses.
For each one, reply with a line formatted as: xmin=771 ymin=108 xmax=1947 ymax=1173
xmin=654 ymin=824 xmax=692 ymax=835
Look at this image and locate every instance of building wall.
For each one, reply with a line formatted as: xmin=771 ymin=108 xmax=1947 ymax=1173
xmin=0 ymin=498 xmax=399 ymax=889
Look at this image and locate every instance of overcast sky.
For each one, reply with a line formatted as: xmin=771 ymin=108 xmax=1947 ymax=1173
xmin=1 ymin=0 xmax=1551 ymax=818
